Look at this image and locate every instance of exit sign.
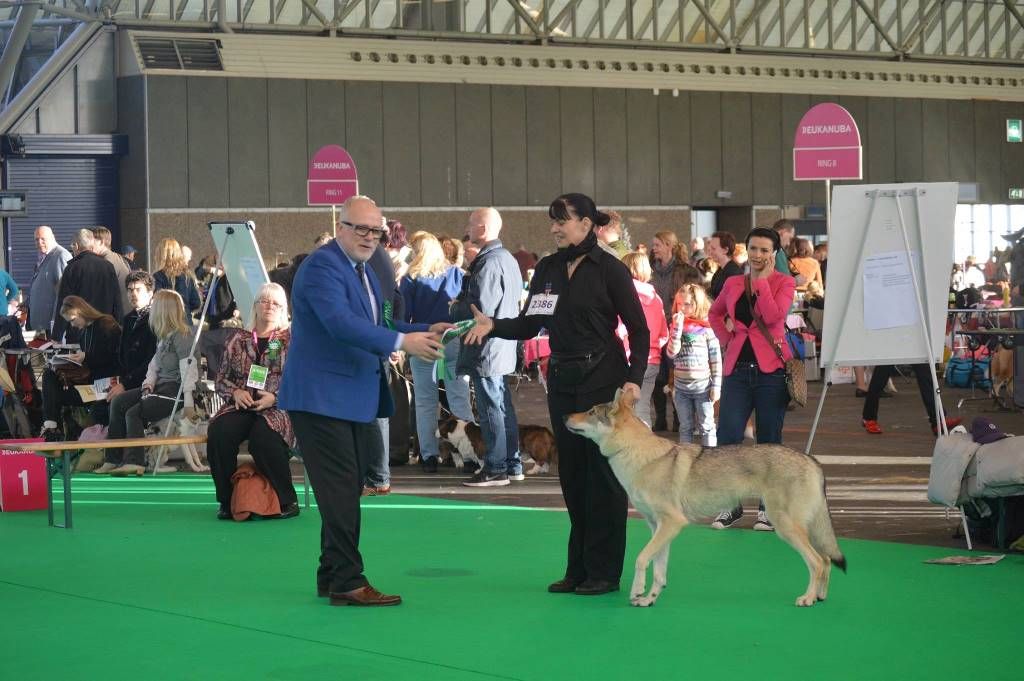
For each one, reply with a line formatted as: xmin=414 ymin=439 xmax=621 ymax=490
xmin=1009 ymin=119 xmax=1023 ymax=143
xmin=1011 ymin=188 xmax=1024 ymax=200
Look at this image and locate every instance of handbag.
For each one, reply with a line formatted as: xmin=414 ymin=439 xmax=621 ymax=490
xmin=55 ymin=362 xmax=92 ymax=387
xmin=744 ymin=276 xmax=807 ymax=407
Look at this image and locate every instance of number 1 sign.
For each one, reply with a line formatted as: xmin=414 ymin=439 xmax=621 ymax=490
xmin=0 ymin=438 xmax=47 ymax=512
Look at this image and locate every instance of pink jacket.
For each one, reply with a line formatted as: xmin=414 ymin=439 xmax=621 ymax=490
xmin=709 ymin=272 xmax=796 ymax=376
xmin=617 ymin=280 xmax=669 ymax=365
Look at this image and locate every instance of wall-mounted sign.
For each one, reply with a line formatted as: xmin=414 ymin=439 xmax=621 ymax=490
xmin=1010 ymin=187 xmax=1024 ymax=200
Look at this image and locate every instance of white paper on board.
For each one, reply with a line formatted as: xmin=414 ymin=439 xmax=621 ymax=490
xmin=862 ymin=251 xmax=920 ymax=331
xmin=238 ymin=256 xmax=266 ymax=290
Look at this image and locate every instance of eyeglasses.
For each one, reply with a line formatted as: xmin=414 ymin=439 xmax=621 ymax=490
xmin=341 ymin=221 xmax=387 ymax=240
xmin=256 ymin=298 xmax=283 ymax=308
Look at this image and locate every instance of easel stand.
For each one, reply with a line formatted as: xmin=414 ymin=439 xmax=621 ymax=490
xmin=804 ymin=187 xmax=972 ymax=549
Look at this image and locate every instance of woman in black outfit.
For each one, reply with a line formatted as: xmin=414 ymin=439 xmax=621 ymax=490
xmin=464 ymin=194 xmax=650 ymax=596
xmin=39 ymin=295 xmax=121 ymax=441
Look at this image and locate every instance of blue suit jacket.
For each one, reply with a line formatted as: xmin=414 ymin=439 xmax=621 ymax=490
xmin=278 ymin=240 xmax=427 ymax=423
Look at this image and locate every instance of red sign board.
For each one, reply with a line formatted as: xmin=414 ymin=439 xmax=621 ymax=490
xmin=307 ymin=145 xmax=359 ymax=206
xmin=793 ymin=103 xmax=863 ymax=181
xmin=0 ymin=438 xmax=47 ymax=512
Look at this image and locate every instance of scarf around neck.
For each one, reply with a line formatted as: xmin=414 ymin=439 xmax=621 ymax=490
xmin=559 ymin=228 xmax=599 ymax=262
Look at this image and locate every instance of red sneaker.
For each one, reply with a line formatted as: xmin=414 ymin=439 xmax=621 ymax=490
xmin=862 ymin=419 xmax=883 ymax=434
xmin=932 ymin=418 xmax=963 ymax=435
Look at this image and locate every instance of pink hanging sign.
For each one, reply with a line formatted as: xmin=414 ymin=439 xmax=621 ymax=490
xmin=793 ymin=103 xmax=863 ymax=181
xmin=307 ymin=145 xmax=359 ymax=206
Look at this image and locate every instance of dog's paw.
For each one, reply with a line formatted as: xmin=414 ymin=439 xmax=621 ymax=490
xmin=631 ymin=594 xmax=657 ymax=607
xmin=795 ymin=594 xmax=817 ymax=607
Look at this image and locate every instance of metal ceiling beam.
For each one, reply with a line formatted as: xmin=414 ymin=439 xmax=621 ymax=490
xmin=0 ymin=1 xmax=40 ymax=99
xmin=851 ymin=0 xmax=897 ymax=52
xmin=734 ymin=0 xmax=770 ymax=45
xmin=689 ymin=0 xmax=729 ymax=45
xmin=504 ymin=0 xmax=542 ymax=38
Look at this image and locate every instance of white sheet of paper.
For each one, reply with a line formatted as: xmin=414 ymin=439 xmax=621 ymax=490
xmin=862 ymin=251 xmax=920 ymax=331
xmin=238 ymin=255 xmax=266 ymax=290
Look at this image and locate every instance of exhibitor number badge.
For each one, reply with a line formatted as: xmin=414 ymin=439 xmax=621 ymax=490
xmin=246 ymin=364 xmax=269 ymax=390
xmin=525 ymin=294 xmax=558 ymax=316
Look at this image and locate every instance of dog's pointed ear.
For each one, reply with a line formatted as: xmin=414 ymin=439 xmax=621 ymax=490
xmin=609 ymin=387 xmax=636 ymax=418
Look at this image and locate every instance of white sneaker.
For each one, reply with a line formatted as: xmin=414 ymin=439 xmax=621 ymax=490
xmin=753 ymin=511 xmax=775 ymax=532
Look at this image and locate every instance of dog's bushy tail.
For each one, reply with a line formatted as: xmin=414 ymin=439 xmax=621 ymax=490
xmin=810 ymin=483 xmax=847 ymax=573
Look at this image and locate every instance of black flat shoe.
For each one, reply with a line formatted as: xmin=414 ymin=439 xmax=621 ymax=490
xmin=279 ymin=502 xmax=300 ymax=519
xmin=855 ymin=389 xmax=868 ymax=398
xmin=216 ymin=506 xmax=232 ymax=520
xmin=547 ymin=577 xmax=583 ymax=593
xmin=574 ymin=579 xmax=620 ymax=596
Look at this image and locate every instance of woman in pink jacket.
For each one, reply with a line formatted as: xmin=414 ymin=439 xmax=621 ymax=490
xmin=617 ymin=253 xmax=669 ymax=427
xmin=708 ymin=227 xmax=796 ymax=531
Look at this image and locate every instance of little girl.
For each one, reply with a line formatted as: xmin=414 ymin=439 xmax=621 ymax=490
xmin=667 ymin=283 xmax=721 ymax=446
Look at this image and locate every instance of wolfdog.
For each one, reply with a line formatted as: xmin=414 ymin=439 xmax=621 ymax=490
xmin=564 ymin=389 xmax=846 ymax=608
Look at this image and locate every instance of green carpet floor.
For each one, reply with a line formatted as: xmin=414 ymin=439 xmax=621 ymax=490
xmin=1 ymin=474 xmax=1021 ymax=681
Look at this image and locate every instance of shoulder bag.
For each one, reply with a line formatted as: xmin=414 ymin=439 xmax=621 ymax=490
xmin=744 ymin=275 xmax=807 ymax=407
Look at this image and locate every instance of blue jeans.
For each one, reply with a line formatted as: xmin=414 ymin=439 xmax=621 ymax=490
xmin=717 ymin=364 xmax=789 ymax=446
xmin=673 ymin=389 xmax=717 ymax=446
xmin=364 ymin=418 xmax=389 ymax=488
xmin=410 ymin=341 xmax=474 ymax=460
xmin=635 ymin=363 xmax=660 ymax=428
xmin=471 ymin=373 xmax=522 ymax=476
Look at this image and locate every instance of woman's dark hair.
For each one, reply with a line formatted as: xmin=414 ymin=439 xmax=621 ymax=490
xmin=745 ymin=226 xmax=781 ymax=252
xmin=710 ymin=230 xmax=736 ymax=257
xmin=548 ymin=193 xmax=611 ymax=228
xmin=385 ymin=219 xmax=407 ymax=250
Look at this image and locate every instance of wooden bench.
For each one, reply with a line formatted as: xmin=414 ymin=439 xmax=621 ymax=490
xmin=4 ymin=436 xmax=207 ymax=529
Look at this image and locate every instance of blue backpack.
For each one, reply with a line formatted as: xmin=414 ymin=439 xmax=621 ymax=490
xmin=945 ymin=356 xmax=991 ymax=390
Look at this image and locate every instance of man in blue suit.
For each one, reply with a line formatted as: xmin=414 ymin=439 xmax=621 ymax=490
xmin=279 ymin=195 xmax=448 ymax=607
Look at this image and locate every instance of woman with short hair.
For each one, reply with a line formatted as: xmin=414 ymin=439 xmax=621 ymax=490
xmin=101 ymin=290 xmax=197 ymax=475
xmin=206 ymin=282 xmax=298 ymax=519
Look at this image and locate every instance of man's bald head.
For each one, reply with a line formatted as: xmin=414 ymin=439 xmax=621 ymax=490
xmin=35 ymin=225 xmax=55 ymax=254
xmin=467 ymin=207 xmax=503 ymax=247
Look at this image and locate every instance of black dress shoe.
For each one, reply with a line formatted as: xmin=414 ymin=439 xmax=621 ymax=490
xmin=216 ymin=506 xmax=232 ymax=520
xmin=547 ymin=577 xmax=583 ymax=593
xmin=279 ymin=502 xmax=300 ymax=519
xmin=574 ymin=579 xmax=620 ymax=596
xmin=317 ymin=585 xmax=329 ymax=598
xmin=855 ymin=388 xmax=868 ymax=398
xmin=421 ymin=456 xmax=438 ymax=474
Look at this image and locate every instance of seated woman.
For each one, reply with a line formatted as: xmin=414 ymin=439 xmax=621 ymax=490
xmin=40 ymin=296 xmax=121 ymax=441
xmin=206 ymin=282 xmax=298 ymax=520
xmin=101 ymin=290 xmax=197 ymax=475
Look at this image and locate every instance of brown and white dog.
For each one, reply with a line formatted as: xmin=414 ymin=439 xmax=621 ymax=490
xmin=438 ymin=416 xmax=558 ymax=474
xmin=991 ymin=346 xmax=1014 ymax=404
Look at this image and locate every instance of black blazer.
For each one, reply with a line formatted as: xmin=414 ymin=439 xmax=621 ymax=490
xmin=118 ymin=307 xmax=158 ymax=390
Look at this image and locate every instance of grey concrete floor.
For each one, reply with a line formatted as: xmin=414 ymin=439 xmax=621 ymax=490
xmin=380 ymin=372 xmax=1024 ymax=551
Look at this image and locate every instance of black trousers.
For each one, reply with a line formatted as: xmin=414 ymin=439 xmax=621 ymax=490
xmin=862 ymin=364 xmax=939 ymax=426
xmin=41 ymin=368 xmax=84 ymax=423
xmin=207 ymin=410 xmax=297 ymax=508
xmin=289 ymin=409 xmax=379 ymax=594
xmin=651 ymin=347 xmax=673 ymax=428
xmin=547 ymin=385 xmax=629 ymax=584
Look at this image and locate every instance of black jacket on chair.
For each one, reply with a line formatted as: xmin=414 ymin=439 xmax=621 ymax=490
xmin=118 ymin=307 xmax=158 ymax=390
